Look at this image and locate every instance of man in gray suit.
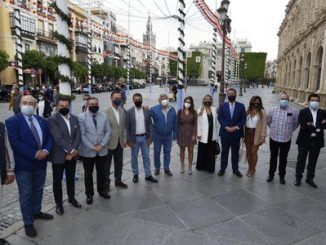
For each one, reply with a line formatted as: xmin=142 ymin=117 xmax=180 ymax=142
xmin=126 ymin=93 xmax=158 ymax=184
xmin=105 ymin=90 xmax=128 ymax=190
xmin=79 ymin=97 xmax=111 ymax=205
xmin=48 ymin=97 xmax=82 ymax=215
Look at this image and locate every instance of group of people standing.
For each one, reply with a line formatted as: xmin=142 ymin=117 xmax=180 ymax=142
xmin=0 ymin=86 xmax=325 ymax=242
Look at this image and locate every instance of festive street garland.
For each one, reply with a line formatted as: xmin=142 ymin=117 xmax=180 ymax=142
xmin=53 ymin=31 xmax=73 ymax=51
xmin=49 ymin=1 xmax=72 ymax=26
xmin=56 ymin=73 xmax=74 ymax=85
xmin=55 ymin=55 xmax=72 ymax=68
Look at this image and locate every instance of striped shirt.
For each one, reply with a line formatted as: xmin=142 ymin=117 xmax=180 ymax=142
xmin=267 ymin=105 xmax=299 ymax=142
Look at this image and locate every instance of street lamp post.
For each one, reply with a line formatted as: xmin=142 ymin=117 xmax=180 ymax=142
xmin=239 ymin=53 xmax=244 ymax=96
xmin=243 ymin=62 xmax=247 ymax=93
xmin=217 ymin=0 xmax=231 ymax=106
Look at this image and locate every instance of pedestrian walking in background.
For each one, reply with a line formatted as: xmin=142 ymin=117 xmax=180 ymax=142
xmin=82 ymin=94 xmax=90 ymax=112
xmin=36 ymin=92 xmax=52 ymax=118
xmin=267 ymin=92 xmax=299 ymax=184
xmin=177 ymin=96 xmax=197 ymax=175
xmin=116 ymin=78 xmax=127 ymax=108
xmin=218 ymin=88 xmax=246 ymax=177
xmin=48 ymin=97 xmax=82 ymax=215
xmin=294 ymin=93 xmax=326 ymax=188
xmin=125 ymin=93 xmax=158 ymax=184
xmin=79 ymin=97 xmax=111 ymax=205
xmin=8 ymin=86 xmax=22 ymax=114
xmin=150 ymin=94 xmax=178 ymax=176
xmin=196 ymin=95 xmax=218 ymax=173
xmin=243 ymin=96 xmax=267 ymax=177
xmin=105 ymin=91 xmax=128 ymax=190
xmin=5 ymin=95 xmax=53 ymax=238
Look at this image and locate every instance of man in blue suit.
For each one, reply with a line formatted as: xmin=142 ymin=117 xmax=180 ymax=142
xmin=5 ymin=95 xmax=53 ymax=238
xmin=217 ymin=88 xmax=246 ymax=177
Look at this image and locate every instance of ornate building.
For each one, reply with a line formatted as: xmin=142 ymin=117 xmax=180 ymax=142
xmin=276 ymin=0 xmax=326 ymax=106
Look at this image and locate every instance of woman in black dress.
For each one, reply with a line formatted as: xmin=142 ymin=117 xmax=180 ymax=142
xmin=196 ymin=95 xmax=218 ymax=173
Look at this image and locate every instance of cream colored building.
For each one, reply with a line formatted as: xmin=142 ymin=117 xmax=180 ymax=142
xmin=276 ymin=0 xmax=326 ymax=107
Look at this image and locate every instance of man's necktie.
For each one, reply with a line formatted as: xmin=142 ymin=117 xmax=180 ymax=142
xmin=92 ymin=114 xmax=97 ymax=129
xmin=29 ymin=117 xmax=41 ymax=149
xmin=230 ymin=104 xmax=234 ymax=118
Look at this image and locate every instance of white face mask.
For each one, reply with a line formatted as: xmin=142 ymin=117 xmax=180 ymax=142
xmin=161 ymin=99 xmax=169 ymax=106
xmin=21 ymin=105 xmax=35 ymax=116
xmin=39 ymin=96 xmax=44 ymax=101
xmin=184 ymin=102 xmax=191 ymax=109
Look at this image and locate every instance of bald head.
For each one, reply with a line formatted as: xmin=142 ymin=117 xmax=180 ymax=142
xmin=20 ymin=95 xmax=37 ymax=108
xmin=280 ymin=93 xmax=289 ymax=101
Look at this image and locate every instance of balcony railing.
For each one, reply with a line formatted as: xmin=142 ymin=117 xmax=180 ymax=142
xmin=37 ymin=29 xmax=54 ymax=38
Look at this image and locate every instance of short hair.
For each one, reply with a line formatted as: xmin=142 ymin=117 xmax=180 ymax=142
xmin=158 ymin=93 xmax=168 ymax=101
xmin=87 ymin=96 xmax=98 ymax=102
xmin=56 ymin=97 xmax=71 ymax=106
xmin=133 ymin=93 xmax=142 ymax=99
xmin=308 ymin=93 xmax=320 ymax=101
xmin=83 ymin=94 xmax=90 ymax=98
xmin=227 ymin=88 xmax=237 ymax=94
xmin=20 ymin=95 xmax=37 ymax=104
xmin=111 ymin=89 xmax=121 ymax=98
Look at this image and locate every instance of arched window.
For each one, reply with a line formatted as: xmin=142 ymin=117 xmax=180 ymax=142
xmin=316 ymin=46 xmax=323 ymax=91
xmin=305 ymin=53 xmax=311 ymax=89
xmin=298 ymin=57 xmax=303 ymax=88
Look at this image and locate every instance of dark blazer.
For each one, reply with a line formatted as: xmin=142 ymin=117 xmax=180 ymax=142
xmin=218 ymin=101 xmax=246 ymax=138
xmin=125 ymin=106 xmax=152 ymax=145
xmin=48 ymin=112 xmax=81 ymax=164
xmin=5 ymin=113 xmax=53 ymax=172
xmin=0 ymin=122 xmax=7 ymax=184
xmin=36 ymin=99 xmax=52 ymax=118
xmin=296 ymin=108 xmax=326 ymax=148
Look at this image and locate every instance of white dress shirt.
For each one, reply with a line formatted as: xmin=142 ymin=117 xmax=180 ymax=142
xmin=135 ymin=107 xmax=146 ymax=134
xmin=111 ymin=105 xmax=120 ymax=125
xmin=61 ymin=114 xmax=71 ymax=135
xmin=310 ymin=108 xmax=317 ymax=126
xmin=37 ymin=100 xmax=45 ymax=117
xmin=246 ymin=114 xmax=258 ymax=129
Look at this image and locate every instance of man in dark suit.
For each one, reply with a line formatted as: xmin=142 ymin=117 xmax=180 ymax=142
xmin=125 ymin=93 xmax=158 ymax=184
xmin=217 ymin=88 xmax=246 ymax=177
xmin=5 ymin=95 xmax=53 ymax=238
xmin=48 ymin=97 xmax=82 ymax=215
xmin=294 ymin=93 xmax=326 ymax=188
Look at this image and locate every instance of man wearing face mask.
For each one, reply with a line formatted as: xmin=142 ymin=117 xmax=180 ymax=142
xmin=105 ymin=90 xmax=128 ymax=190
xmin=150 ymin=94 xmax=178 ymax=176
xmin=79 ymin=97 xmax=111 ymax=204
xmin=294 ymin=94 xmax=326 ymax=188
xmin=48 ymin=97 xmax=82 ymax=215
xmin=5 ymin=95 xmax=53 ymax=238
xmin=36 ymin=93 xmax=52 ymax=118
xmin=125 ymin=93 xmax=158 ymax=183
xmin=267 ymin=93 xmax=299 ymax=184
xmin=218 ymin=88 xmax=246 ymax=177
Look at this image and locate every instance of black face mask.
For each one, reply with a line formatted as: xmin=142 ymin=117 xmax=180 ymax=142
xmin=59 ymin=107 xmax=69 ymax=116
xmin=228 ymin=96 xmax=236 ymax=102
xmin=134 ymin=101 xmax=142 ymax=108
xmin=204 ymin=101 xmax=212 ymax=106
xmin=252 ymin=103 xmax=261 ymax=109
xmin=89 ymin=106 xmax=99 ymax=113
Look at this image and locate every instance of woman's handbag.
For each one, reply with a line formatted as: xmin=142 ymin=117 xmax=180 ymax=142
xmin=239 ymin=140 xmax=247 ymax=164
xmin=215 ymin=140 xmax=221 ymax=155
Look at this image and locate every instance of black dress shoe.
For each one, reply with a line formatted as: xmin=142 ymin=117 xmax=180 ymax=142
xmin=0 ymin=238 xmax=10 ymax=245
xmin=145 ymin=175 xmax=158 ymax=183
xmin=154 ymin=170 xmax=160 ymax=175
xmin=306 ymin=180 xmax=318 ymax=188
xmin=68 ymin=198 xmax=82 ymax=208
xmin=99 ymin=192 xmax=111 ymax=199
xmin=86 ymin=196 xmax=93 ymax=205
xmin=34 ymin=212 xmax=54 ymax=220
xmin=164 ymin=170 xmax=173 ymax=176
xmin=133 ymin=175 xmax=139 ymax=183
xmin=294 ymin=179 xmax=301 ymax=187
xmin=217 ymin=170 xmax=225 ymax=176
xmin=24 ymin=225 xmax=37 ymax=238
xmin=233 ymin=170 xmax=243 ymax=178
xmin=56 ymin=205 xmax=64 ymax=215
xmin=115 ymin=181 xmax=128 ymax=188
xmin=266 ymin=176 xmax=274 ymax=182
xmin=280 ymin=177 xmax=286 ymax=185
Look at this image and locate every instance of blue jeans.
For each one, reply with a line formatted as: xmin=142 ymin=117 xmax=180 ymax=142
xmin=15 ymin=169 xmax=46 ymax=225
xmin=153 ymin=134 xmax=172 ymax=171
xmin=131 ymin=135 xmax=151 ymax=177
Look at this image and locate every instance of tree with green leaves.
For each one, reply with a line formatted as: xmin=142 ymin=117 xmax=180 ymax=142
xmin=22 ymin=50 xmax=45 ymax=69
xmin=242 ymin=52 xmax=267 ymax=83
xmin=72 ymin=61 xmax=87 ymax=85
xmin=0 ymin=50 xmax=9 ymax=81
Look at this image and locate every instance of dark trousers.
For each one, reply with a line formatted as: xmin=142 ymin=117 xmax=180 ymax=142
xmin=269 ymin=138 xmax=291 ymax=177
xmin=52 ymin=161 xmax=76 ymax=205
xmin=15 ymin=169 xmax=46 ymax=225
xmin=295 ymin=141 xmax=321 ymax=181
xmin=83 ymin=155 xmax=106 ymax=197
xmin=106 ymin=143 xmax=123 ymax=183
xmin=220 ymin=136 xmax=241 ymax=171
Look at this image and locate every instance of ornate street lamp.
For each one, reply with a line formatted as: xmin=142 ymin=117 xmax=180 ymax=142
xmin=217 ymin=1 xmax=232 ymax=105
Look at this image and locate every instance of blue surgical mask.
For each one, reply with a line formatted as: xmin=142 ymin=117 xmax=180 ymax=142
xmin=280 ymin=99 xmax=288 ymax=108
xmin=309 ymin=101 xmax=319 ymax=111
xmin=21 ymin=105 xmax=35 ymax=116
xmin=113 ymin=98 xmax=122 ymax=107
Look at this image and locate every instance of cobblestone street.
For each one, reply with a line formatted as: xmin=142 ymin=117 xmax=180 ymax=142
xmin=1 ymin=86 xmax=326 ymax=245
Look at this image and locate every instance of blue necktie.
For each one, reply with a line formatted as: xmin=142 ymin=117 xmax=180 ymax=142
xmin=92 ymin=114 xmax=97 ymax=129
xmin=29 ymin=117 xmax=41 ymax=149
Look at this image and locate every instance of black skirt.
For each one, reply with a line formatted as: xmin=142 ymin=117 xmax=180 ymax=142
xmin=196 ymin=141 xmax=216 ymax=173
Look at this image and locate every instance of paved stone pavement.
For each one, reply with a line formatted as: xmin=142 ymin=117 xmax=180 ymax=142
xmin=1 ymin=85 xmax=326 ymax=245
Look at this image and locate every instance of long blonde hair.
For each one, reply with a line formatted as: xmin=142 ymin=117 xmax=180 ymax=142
xmin=198 ymin=94 xmax=212 ymax=116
